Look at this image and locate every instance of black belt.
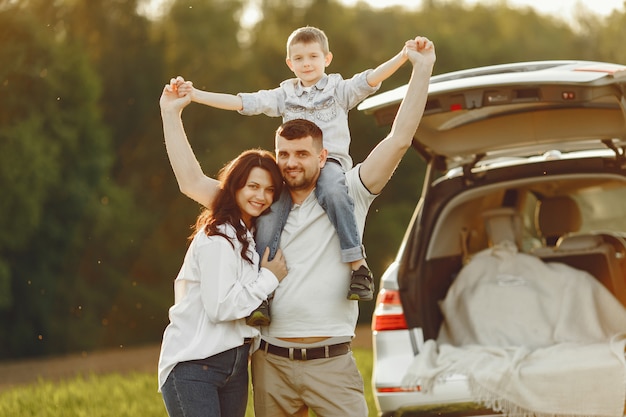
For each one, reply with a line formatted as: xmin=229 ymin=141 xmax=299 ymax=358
xmin=259 ymin=340 xmax=351 ymax=361
xmin=243 ymin=337 xmax=253 ymax=345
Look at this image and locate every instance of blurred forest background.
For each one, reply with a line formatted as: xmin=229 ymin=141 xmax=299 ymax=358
xmin=1 ymin=0 xmax=625 ymax=360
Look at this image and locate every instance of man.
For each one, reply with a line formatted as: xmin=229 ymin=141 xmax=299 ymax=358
xmin=160 ymin=35 xmax=435 ymax=417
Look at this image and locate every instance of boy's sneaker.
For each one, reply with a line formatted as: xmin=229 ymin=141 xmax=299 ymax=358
xmin=347 ymin=265 xmax=375 ymax=301
xmin=246 ymin=299 xmax=270 ymax=326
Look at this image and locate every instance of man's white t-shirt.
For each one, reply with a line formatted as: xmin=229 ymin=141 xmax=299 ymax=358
xmin=262 ymin=165 xmax=376 ymax=339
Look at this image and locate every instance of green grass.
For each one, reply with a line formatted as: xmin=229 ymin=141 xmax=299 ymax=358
xmin=0 ymin=348 xmax=376 ymax=417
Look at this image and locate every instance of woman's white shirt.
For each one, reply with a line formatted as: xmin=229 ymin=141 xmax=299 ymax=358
xmin=158 ymin=222 xmax=279 ymax=390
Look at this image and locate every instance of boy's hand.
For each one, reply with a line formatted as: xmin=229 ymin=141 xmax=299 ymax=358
xmin=405 ymin=36 xmax=436 ymax=66
xmin=168 ymin=76 xmax=194 ymax=98
xmin=160 ymin=77 xmax=192 ymax=112
xmin=177 ymin=80 xmax=194 ymax=98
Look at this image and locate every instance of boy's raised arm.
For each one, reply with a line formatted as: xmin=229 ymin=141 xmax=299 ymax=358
xmin=190 ymin=89 xmax=243 ymax=111
xmin=359 ymin=37 xmax=435 ymax=195
xmin=160 ymin=80 xmax=220 ymax=208
xmin=365 ymin=39 xmax=413 ymax=87
xmin=175 ymin=76 xmax=244 ymax=111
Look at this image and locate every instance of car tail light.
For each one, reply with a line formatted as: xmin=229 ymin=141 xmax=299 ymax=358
xmin=371 ymin=288 xmax=408 ymax=331
xmin=377 ymin=386 xmax=422 ymax=393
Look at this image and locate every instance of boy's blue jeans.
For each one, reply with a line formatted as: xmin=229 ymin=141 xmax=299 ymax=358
xmin=161 ymin=343 xmax=250 ymax=417
xmin=256 ymin=160 xmax=364 ymax=263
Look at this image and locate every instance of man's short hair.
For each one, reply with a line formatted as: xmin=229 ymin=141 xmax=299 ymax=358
xmin=286 ymin=26 xmax=329 ymax=58
xmin=276 ymin=119 xmax=323 ymax=150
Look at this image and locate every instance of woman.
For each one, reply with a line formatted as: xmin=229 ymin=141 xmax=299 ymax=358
xmin=158 ymin=87 xmax=288 ymax=416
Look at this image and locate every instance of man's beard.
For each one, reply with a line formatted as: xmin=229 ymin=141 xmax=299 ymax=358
xmin=282 ymin=169 xmax=313 ymax=191
xmin=284 ymin=175 xmax=311 ymax=190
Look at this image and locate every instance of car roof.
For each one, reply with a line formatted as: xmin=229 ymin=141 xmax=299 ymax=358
xmin=359 ymin=60 xmax=626 ymax=171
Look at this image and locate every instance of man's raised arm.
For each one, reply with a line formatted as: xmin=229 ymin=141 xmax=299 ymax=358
xmin=359 ymin=36 xmax=435 ymax=195
xmin=160 ymin=79 xmax=220 ymax=208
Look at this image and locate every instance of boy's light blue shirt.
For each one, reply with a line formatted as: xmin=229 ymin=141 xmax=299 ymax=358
xmin=238 ymin=70 xmax=380 ymax=171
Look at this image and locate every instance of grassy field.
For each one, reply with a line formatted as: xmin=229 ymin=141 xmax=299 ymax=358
xmin=0 ymin=348 xmax=376 ymax=417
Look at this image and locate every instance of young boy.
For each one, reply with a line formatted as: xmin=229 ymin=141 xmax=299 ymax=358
xmin=175 ymin=26 xmax=412 ymax=323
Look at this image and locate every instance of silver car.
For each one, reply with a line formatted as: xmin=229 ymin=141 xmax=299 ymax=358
xmin=359 ymin=60 xmax=626 ymax=417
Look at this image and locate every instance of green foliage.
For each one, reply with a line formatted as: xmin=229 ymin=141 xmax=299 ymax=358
xmin=579 ymin=9 xmax=626 ymax=64
xmin=0 ymin=9 xmax=63 ymax=251
xmin=0 ymin=4 xmax=147 ymax=357
xmin=1 ymin=0 xmax=625 ymax=359
xmin=0 ymin=348 xmax=376 ymax=417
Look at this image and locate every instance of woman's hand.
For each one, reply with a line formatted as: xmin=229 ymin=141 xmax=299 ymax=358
xmin=261 ymin=247 xmax=288 ymax=282
xmin=159 ymin=76 xmax=192 ymax=113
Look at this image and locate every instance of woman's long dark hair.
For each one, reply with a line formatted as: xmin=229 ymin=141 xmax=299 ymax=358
xmin=190 ymin=149 xmax=283 ymax=264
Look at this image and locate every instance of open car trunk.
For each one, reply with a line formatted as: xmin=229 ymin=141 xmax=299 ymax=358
xmin=361 ymin=60 xmax=626 ymax=417
xmin=399 ymin=170 xmax=626 ymax=417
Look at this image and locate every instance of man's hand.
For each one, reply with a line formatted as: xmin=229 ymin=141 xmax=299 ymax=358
xmin=404 ymin=36 xmax=436 ymax=67
xmin=359 ymin=36 xmax=435 ymax=195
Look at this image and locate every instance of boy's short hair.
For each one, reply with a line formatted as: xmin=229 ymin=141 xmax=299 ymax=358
xmin=286 ymin=26 xmax=329 ymax=58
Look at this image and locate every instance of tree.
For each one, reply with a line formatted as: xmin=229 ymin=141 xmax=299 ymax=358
xmin=0 ymin=3 xmax=143 ymax=357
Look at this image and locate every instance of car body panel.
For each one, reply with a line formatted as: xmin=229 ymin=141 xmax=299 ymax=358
xmin=359 ymin=60 xmax=626 ymax=171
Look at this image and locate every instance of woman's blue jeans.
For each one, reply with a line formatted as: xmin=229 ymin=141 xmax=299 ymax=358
xmin=161 ymin=343 xmax=250 ymax=417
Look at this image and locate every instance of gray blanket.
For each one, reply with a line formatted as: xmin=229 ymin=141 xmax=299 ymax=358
xmin=403 ymin=241 xmax=626 ymax=417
